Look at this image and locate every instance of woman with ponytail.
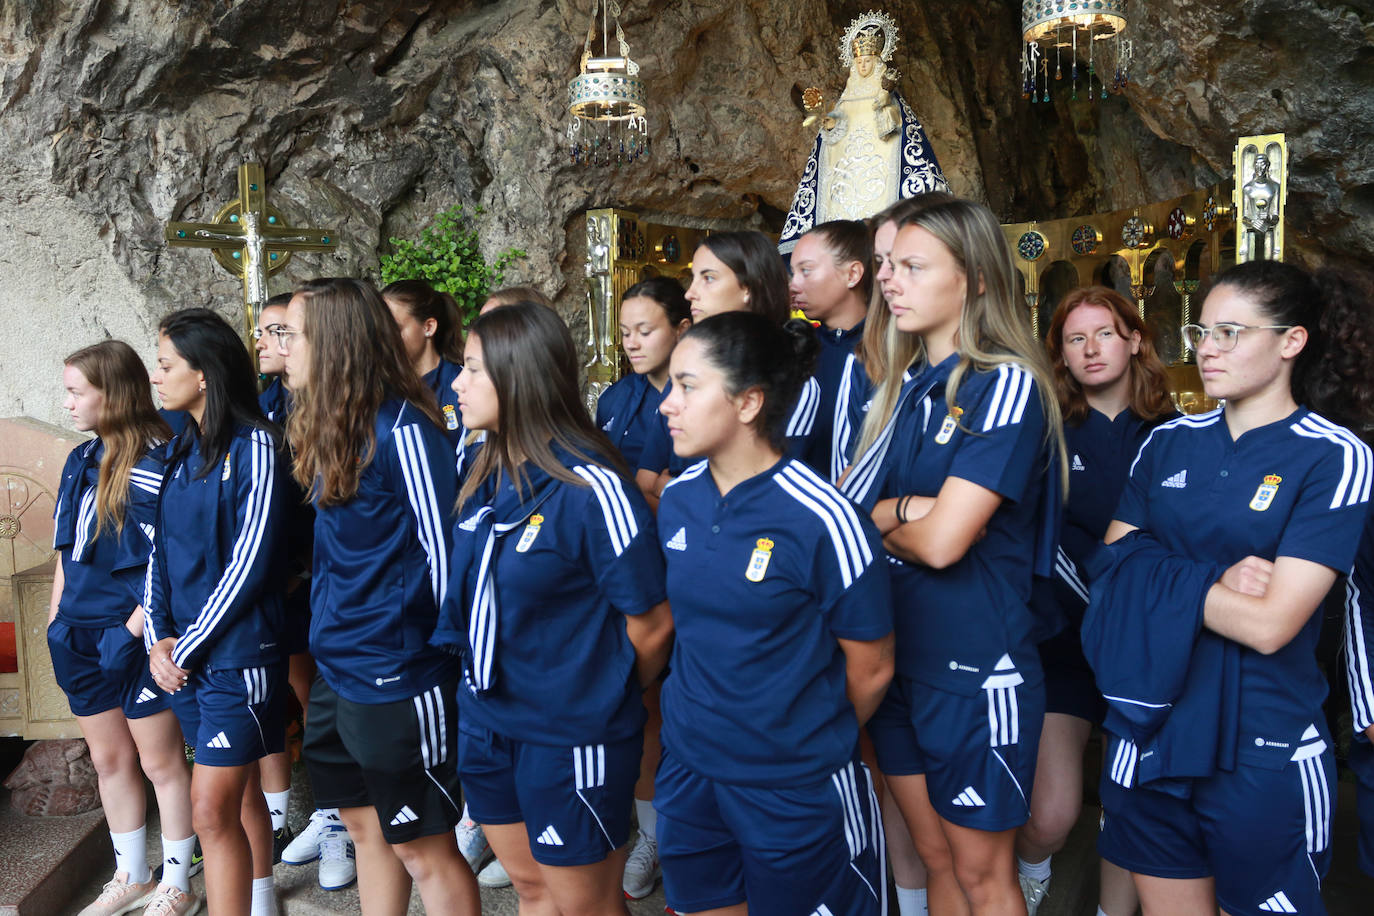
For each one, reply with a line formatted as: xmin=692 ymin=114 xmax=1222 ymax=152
xmin=434 ymin=303 xmax=673 ymax=913
xmin=653 ymin=311 xmax=893 ymax=915
xmin=840 ymin=198 xmax=1066 ymax=916
xmin=1098 ymin=261 xmax=1374 ymax=916
xmin=147 ymin=308 xmax=293 ymax=916
xmin=51 ymin=341 xmax=197 ymax=916
xmin=383 ymin=279 xmax=467 ymax=447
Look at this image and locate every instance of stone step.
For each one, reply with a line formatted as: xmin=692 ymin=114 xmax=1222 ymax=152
xmin=0 ymin=786 xmax=109 ymax=916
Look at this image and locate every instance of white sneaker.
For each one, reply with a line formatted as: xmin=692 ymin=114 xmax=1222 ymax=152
xmin=1019 ymin=873 xmax=1049 ymax=916
xmin=317 ymin=825 xmax=357 ymax=891
xmin=477 ymin=857 xmax=511 ymax=888
xmin=622 ymin=831 xmax=660 ymax=899
xmin=280 ymin=809 xmax=341 ymax=865
xmin=76 ymin=874 xmax=157 ymax=916
xmin=455 ymin=817 xmax=491 ymax=872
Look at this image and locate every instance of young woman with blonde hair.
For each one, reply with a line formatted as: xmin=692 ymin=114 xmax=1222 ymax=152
xmin=841 ymin=198 xmax=1067 ymax=916
xmin=51 ymin=340 xmax=198 ymax=916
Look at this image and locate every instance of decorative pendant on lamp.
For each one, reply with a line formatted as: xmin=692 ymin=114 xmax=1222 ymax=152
xmin=568 ymin=0 xmax=649 ymax=166
xmin=1021 ymin=1 xmax=1132 ymax=105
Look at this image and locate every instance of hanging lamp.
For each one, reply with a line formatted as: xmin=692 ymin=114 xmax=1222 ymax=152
xmin=1021 ymin=1 xmax=1131 ymax=105
xmin=567 ymin=0 xmax=649 ymax=166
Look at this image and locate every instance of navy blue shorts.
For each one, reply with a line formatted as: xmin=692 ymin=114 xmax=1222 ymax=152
xmin=170 ymin=662 xmax=286 ymax=767
xmin=873 ymin=673 xmax=1043 ymax=831
xmin=458 ymin=720 xmax=638 ymax=866
xmin=1098 ymin=734 xmax=1334 ymax=916
xmin=654 ymin=748 xmax=885 ymax=916
xmin=1037 ymin=627 xmax=1106 ymax=725
xmin=304 ymin=676 xmax=462 ymax=844
xmin=1352 ymin=734 xmax=1374 ymax=878
xmin=48 ymin=619 xmax=169 ymax=719
xmin=866 ymin=678 xmax=922 ymax=776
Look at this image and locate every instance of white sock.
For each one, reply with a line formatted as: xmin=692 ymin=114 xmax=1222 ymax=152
xmin=1097 ymin=909 xmax=1112 ymax=916
xmin=111 ymin=826 xmax=150 ymax=884
xmin=250 ymin=876 xmax=276 ymax=916
xmin=264 ymin=789 xmax=290 ymax=832
xmin=895 ymin=886 xmax=928 ymax=916
xmin=460 ymin=801 xmax=475 ymax=826
xmin=161 ymin=834 xmax=196 ymax=892
xmin=1018 ymin=855 xmax=1052 ymax=884
xmin=634 ymin=798 xmax=657 ymax=841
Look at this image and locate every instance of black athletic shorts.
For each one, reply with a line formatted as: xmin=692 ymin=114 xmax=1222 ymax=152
xmin=303 ymin=674 xmax=463 ymax=844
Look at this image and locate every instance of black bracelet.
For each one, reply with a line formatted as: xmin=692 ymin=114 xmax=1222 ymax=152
xmin=897 ymin=494 xmax=911 ymax=524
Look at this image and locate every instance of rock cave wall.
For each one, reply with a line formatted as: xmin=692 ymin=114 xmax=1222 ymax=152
xmin=0 ymin=0 xmax=1368 ymax=427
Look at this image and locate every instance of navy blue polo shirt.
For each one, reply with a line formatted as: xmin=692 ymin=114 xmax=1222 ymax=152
xmin=441 ymin=450 xmax=666 ymax=745
xmin=53 ymin=440 xmax=163 ymax=629
xmin=1115 ymin=407 xmax=1372 ymax=768
xmin=800 ymin=319 xmax=864 ymax=479
xmin=639 ymin=377 xmax=823 ymax=476
xmin=1347 ymin=511 xmax=1374 ymax=733
xmin=597 ymin=372 xmax=668 ymax=470
xmin=657 ymin=457 xmax=892 ymax=787
xmin=145 ymin=425 xmax=290 ymax=670
xmin=309 ymin=398 xmax=459 ymax=703
xmin=863 ymin=355 xmax=1057 ymax=695
xmin=422 ymin=358 xmax=465 ymax=447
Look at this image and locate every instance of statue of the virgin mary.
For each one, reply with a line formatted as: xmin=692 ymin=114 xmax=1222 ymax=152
xmin=778 ymin=10 xmax=949 ymax=255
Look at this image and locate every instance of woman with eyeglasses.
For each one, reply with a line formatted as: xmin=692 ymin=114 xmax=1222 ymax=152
xmin=147 ymin=308 xmax=293 ymax=916
xmin=1013 ymin=287 xmax=1175 ymax=916
xmin=1096 ymin=261 xmax=1374 ymax=916
xmin=279 ymin=277 xmax=479 ymax=915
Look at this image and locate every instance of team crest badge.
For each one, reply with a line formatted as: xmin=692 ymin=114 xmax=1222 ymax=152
xmin=516 ymin=514 xmax=544 ymax=552
xmin=221 ymin=455 xmax=232 ymax=481
xmin=1249 ymin=474 xmax=1282 ymax=511
xmin=935 ymin=406 xmax=963 ymax=445
xmin=443 ymin=404 xmax=459 ymax=430
xmin=745 ymin=538 xmax=774 ymax=582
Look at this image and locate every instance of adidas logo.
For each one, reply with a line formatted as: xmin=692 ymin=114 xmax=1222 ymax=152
xmin=536 ymin=825 xmax=565 ymax=846
xmin=1071 ymin=453 xmax=1086 ymax=471
xmin=459 ymin=514 xmax=481 ymax=531
xmin=389 ymin=805 xmax=418 ymax=826
xmin=1161 ymin=469 xmax=1188 ymax=489
xmin=206 ymin=731 xmax=232 ymax=749
xmin=1258 ymin=891 xmax=1297 ymax=913
xmin=136 ymin=687 xmax=158 ymax=704
xmin=952 ymin=786 xmax=986 ymax=807
xmin=665 ymin=527 xmax=687 ymax=551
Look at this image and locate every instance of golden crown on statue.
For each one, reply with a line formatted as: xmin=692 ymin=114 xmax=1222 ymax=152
xmin=839 ymin=10 xmax=900 ymax=67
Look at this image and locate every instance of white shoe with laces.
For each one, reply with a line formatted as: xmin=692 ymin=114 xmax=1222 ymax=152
xmin=455 ymin=817 xmax=492 ymax=872
xmin=477 ymin=857 xmax=511 ymax=888
xmin=280 ymin=809 xmax=342 ymax=865
xmin=317 ymin=824 xmax=357 ymax=890
xmin=1019 ymin=873 xmax=1049 ymax=916
xmin=141 ymin=885 xmax=202 ymax=916
xmin=75 ymin=874 xmax=157 ymax=916
xmin=622 ymin=831 xmax=661 ymax=899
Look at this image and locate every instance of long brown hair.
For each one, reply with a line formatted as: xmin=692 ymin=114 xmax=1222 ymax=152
xmin=286 ymin=278 xmax=447 ymax=506
xmin=64 ymin=341 xmax=172 ymax=534
xmin=457 ymin=303 xmax=628 ymax=510
xmin=1045 ymin=286 xmax=1175 ymax=426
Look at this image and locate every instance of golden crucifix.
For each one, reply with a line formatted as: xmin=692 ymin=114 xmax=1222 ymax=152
xmin=164 ymin=162 xmax=339 ymax=335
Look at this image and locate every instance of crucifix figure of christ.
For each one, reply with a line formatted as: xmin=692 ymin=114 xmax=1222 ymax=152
xmin=164 ymin=162 xmax=339 ymax=336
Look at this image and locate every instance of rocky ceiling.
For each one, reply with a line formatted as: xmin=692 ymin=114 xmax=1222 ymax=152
xmin=1 ymin=0 xmax=1369 ymax=321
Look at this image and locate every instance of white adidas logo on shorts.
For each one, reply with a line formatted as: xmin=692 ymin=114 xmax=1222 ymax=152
xmin=1258 ymin=891 xmax=1297 ymax=913
xmin=536 ymin=825 xmax=565 ymax=846
xmin=206 ymin=731 xmax=232 ymax=749
xmin=135 ymin=688 xmax=158 ymax=704
xmin=951 ymin=786 xmax=986 ymax=808
xmin=389 ymin=806 xmax=418 ymax=826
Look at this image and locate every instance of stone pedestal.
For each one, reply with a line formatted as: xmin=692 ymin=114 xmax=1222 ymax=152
xmin=0 ymin=416 xmax=86 ymax=739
